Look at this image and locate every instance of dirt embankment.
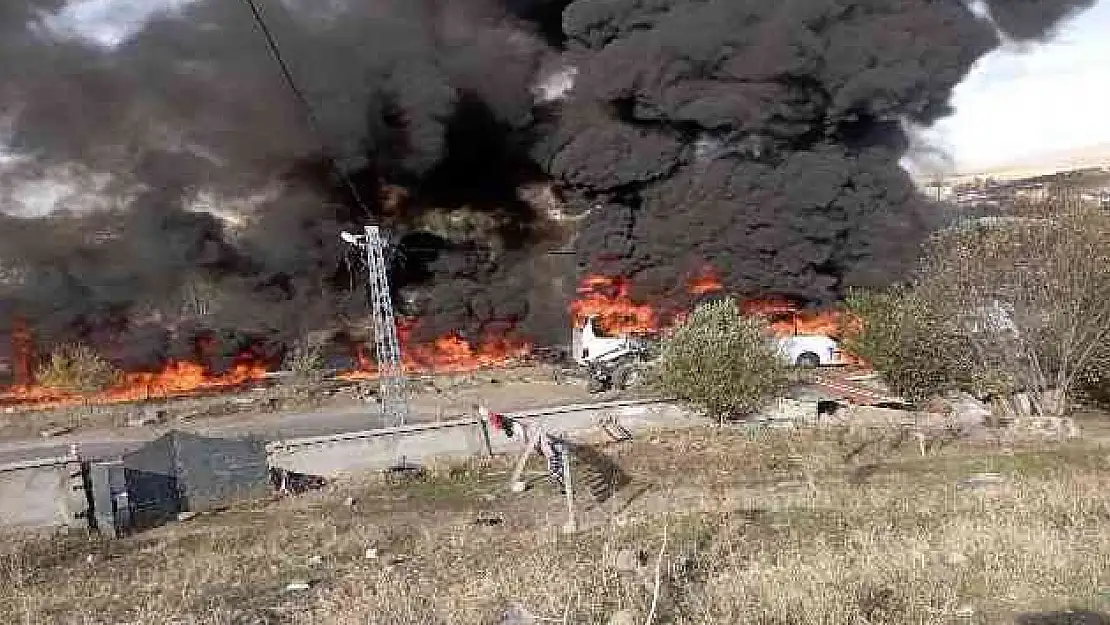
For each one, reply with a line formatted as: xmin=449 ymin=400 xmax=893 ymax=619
xmin=3 ymin=424 xmax=1109 ymax=624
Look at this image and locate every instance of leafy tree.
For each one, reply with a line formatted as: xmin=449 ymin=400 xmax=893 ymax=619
xmin=654 ymin=297 xmax=789 ymax=421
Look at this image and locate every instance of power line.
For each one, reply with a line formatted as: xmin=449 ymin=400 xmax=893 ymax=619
xmin=238 ymin=0 xmax=371 ymax=215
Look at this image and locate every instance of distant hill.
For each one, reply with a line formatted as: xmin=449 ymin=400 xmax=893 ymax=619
xmin=944 ymin=142 xmax=1110 ymax=185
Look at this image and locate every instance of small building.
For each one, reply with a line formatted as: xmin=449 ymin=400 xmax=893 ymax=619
xmin=122 ymin=430 xmax=270 ymax=531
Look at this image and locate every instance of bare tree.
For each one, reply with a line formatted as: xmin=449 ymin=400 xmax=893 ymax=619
xmin=916 ymin=198 xmax=1110 ymax=415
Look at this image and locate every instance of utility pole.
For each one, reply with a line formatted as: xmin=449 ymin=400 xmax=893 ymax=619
xmin=340 ymin=226 xmax=409 ymax=428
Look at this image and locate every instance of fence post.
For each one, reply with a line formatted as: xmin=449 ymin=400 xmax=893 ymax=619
xmin=561 ymin=441 xmax=577 ymax=534
xmin=476 ymin=412 xmax=494 ymax=458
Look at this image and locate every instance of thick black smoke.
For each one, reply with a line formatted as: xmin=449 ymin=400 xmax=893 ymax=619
xmin=0 ymin=0 xmax=1094 ymax=368
xmin=538 ymin=0 xmax=1094 ymax=305
xmin=0 ymin=0 xmax=557 ymax=364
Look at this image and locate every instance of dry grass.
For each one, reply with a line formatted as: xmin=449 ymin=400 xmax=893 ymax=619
xmin=34 ymin=344 xmax=121 ymax=395
xmin=2 ymin=426 xmax=1110 ymax=624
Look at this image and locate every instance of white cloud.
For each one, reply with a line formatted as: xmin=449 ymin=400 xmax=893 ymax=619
xmin=45 ymin=0 xmax=195 ymax=47
xmin=919 ymin=0 xmax=1110 ymax=174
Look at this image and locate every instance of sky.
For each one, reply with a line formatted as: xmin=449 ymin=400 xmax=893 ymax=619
xmin=39 ymin=0 xmax=1110 ymax=178
xmin=916 ymin=0 xmax=1110 ymax=174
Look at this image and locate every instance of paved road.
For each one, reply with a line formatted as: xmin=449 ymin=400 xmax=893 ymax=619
xmin=0 ymin=373 xmax=886 ymax=466
xmin=0 ymin=390 xmax=624 ymax=466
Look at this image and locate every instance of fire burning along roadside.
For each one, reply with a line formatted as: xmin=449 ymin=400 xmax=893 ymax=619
xmin=0 ymin=1 xmax=1091 ymax=408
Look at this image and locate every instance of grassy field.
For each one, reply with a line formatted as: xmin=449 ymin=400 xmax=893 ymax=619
xmin=2 ymin=424 xmax=1110 ymax=624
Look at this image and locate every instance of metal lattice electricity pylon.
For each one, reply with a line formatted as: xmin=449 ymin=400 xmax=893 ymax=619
xmin=340 ymin=226 xmax=409 ymax=428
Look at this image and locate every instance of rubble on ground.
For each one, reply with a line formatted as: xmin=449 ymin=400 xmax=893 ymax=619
xmin=751 ymin=389 xmax=1082 ymax=442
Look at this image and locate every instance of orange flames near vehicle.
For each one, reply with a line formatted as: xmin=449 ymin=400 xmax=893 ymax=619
xmin=0 ymin=265 xmax=864 ymax=411
xmin=340 ymin=318 xmax=531 ymax=379
xmin=570 ymin=266 xmax=730 ymax=334
xmin=569 ymin=275 xmax=659 ymax=335
xmin=571 ymin=267 xmax=858 ymax=344
xmin=741 ymin=297 xmax=847 ymax=338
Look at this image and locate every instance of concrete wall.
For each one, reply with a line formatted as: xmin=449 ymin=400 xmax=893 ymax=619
xmin=0 ymin=399 xmax=698 ymax=528
xmin=0 ymin=455 xmax=87 ymax=528
xmin=267 ymin=399 xmax=697 ymax=478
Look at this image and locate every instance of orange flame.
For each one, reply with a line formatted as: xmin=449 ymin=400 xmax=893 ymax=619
xmin=10 ymin=316 xmax=35 ymax=386
xmin=339 ymin=317 xmax=532 ymax=380
xmin=0 ymin=353 xmax=268 ymax=410
xmin=570 ymin=266 xmax=726 ymax=334
xmin=569 ymin=275 xmax=659 ymax=336
xmin=570 ymin=268 xmax=859 ymax=349
xmin=686 ymin=266 xmax=724 ymax=295
xmin=1 ymin=314 xmax=534 ymax=409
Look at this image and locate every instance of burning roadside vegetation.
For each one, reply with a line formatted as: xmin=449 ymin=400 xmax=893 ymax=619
xmin=0 ymin=0 xmax=1095 ymax=406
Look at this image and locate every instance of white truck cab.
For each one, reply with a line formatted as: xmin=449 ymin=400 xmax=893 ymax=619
xmin=571 ymin=316 xmax=650 ymax=366
xmin=573 ymin=314 xmax=844 ymax=368
xmin=775 ymin=334 xmax=844 ymax=367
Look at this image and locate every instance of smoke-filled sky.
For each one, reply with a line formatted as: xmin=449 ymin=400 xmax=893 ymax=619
xmin=53 ymin=0 xmax=1110 ymax=176
xmin=0 ymin=0 xmax=1098 ymax=364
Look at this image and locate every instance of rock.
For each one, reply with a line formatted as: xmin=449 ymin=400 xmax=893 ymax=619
xmin=475 ymin=512 xmax=504 ymax=526
xmin=307 ymin=555 xmax=324 ymax=566
xmin=607 ymin=610 xmax=636 ymax=625
xmin=39 ymin=426 xmax=74 ymax=438
xmin=765 ymin=398 xmax=817 ymax=424
xmin=285 ymin=581 xmax=311 ymax=592
xmin=958 ymin=472 xmax=1005 ymax=490
xmin=127 ymin=409 xmax=166 ymax=428
xmin=942 ymin=391 xmax=992 ymax=427
xmin=364 ymin=547 xmax=379 ymax=560
xmin=612 ymin=548 xmax=647 ymax=572
xmin=343 ymin=496 xmax=356 ymax=507
xmin=1061 ymin=417 xmax=1082 ymax=439
xmin=499 ymin=603 xmax=537 ymax=625
xmin=955 ymin=605 xmax=975 ymax=619
xmin=176 ymin=511 xmax=198 ymax=522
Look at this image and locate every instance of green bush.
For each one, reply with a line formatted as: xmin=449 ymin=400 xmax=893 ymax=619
xmin=653 ymin=297 xmax=789 ymax=421
xmin=840 ymin=288 xmax=988 ymax=404
xmin=35 ymin=343 xmax=121 ymax=394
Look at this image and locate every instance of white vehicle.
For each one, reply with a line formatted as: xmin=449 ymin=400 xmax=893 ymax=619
xmin=571 ymin=316 xmax=652 ymax=366
xmin=775 ymin=334 xmax=844 ymax=368
xmin=573 ymin=314 xmax=845 ymax=374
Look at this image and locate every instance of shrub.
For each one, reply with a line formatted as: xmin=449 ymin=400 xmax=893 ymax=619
xmin=914 ymin=199 xmax=1110 ymax=414
xmin=840 ymin=288 xmax=984 ymax=403
xmin=653 ymin=297 xmax=789 ymax=421
xmin=283 ymin=331 xmax=330 ymax=381
xmin=35 ymin=343 xmax=121 ymax=394
xmin=846 ymin=198 xmax=1110 ymax=414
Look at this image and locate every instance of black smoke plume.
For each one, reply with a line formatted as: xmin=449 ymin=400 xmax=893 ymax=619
xmin=539 ymin=0 xmax=1093 ymax=305
xmin=0 ymin=0 xmax=1093 ymax=370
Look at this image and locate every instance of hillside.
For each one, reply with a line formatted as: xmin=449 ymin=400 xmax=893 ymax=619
xmin=943 ymin=142 xmax=1110 ymax=185
xmin=4 ymin=422 xmax=1110 ymax=624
